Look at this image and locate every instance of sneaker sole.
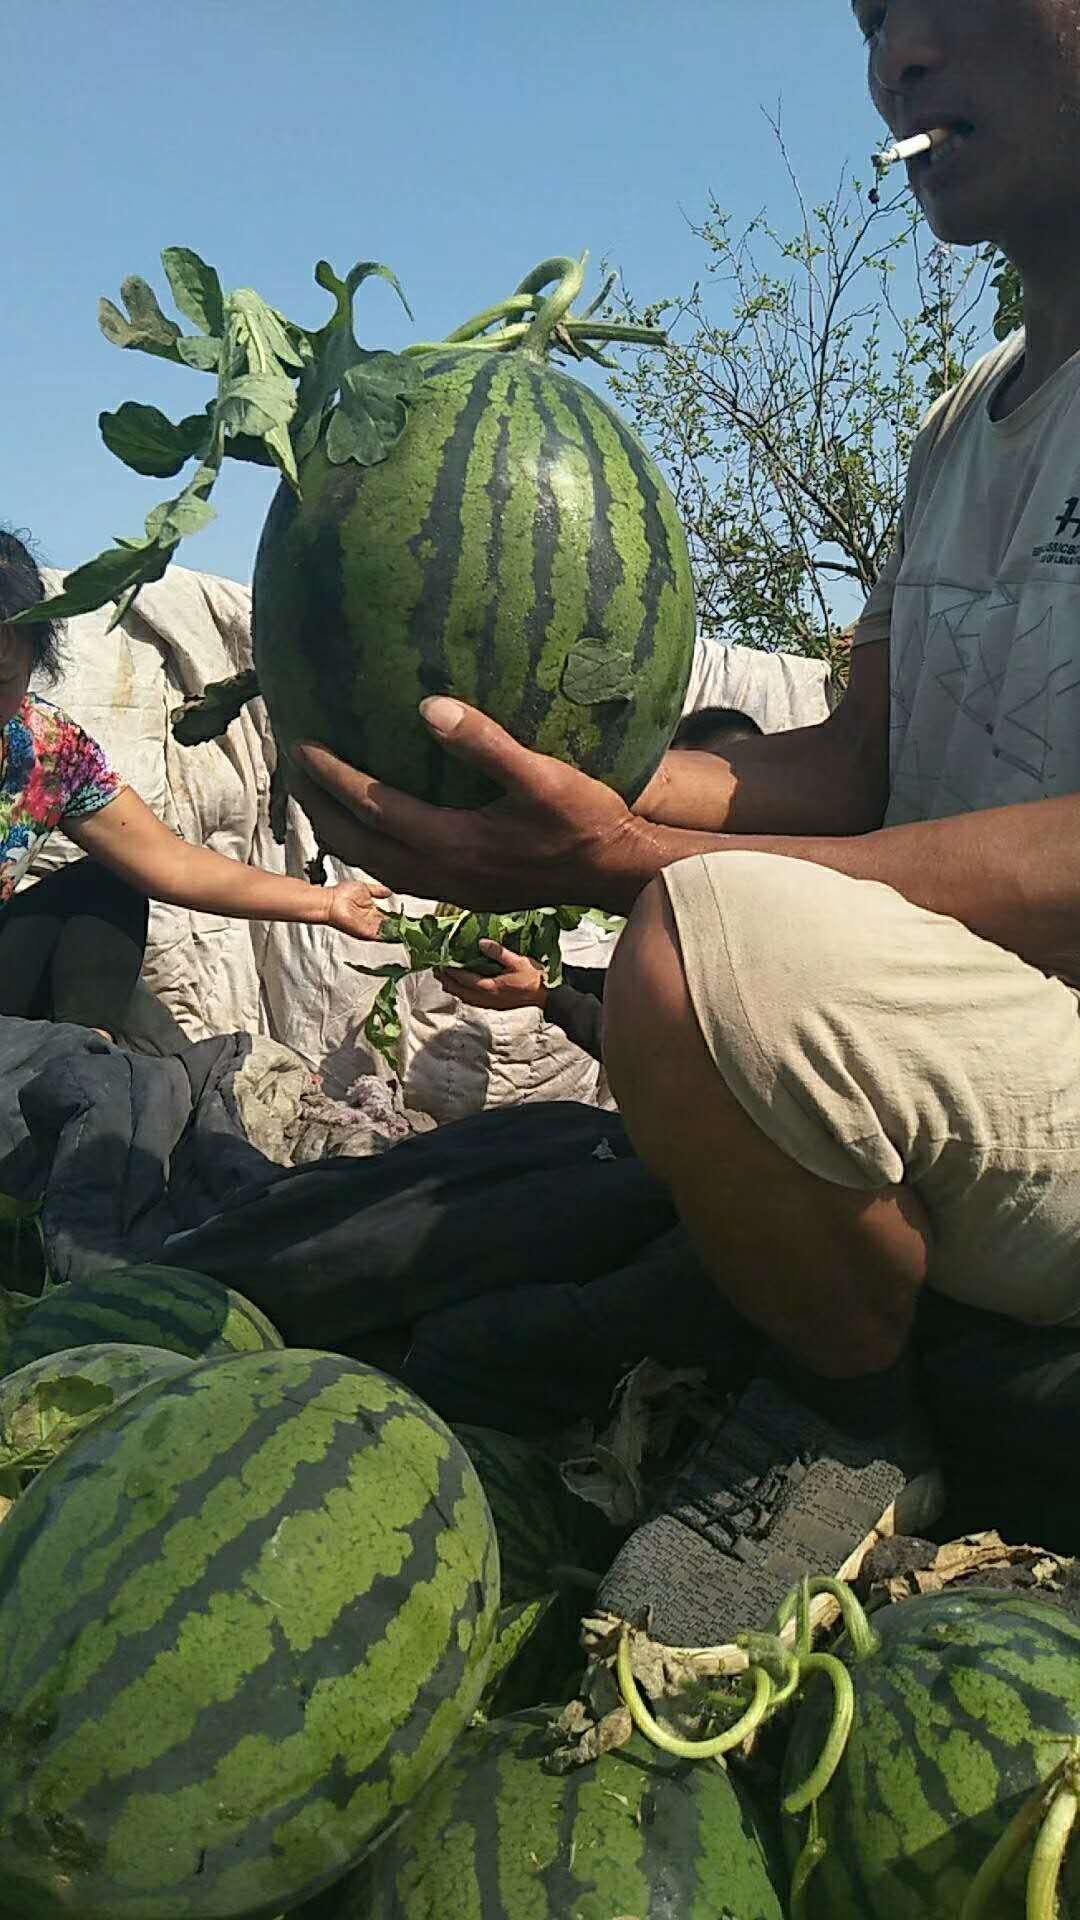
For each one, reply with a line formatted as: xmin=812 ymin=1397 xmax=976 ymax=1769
xmin=648 ymin=1466 xmax=946 ymax=1672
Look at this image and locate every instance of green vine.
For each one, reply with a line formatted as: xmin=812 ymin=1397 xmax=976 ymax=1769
xmin=960 ymin=1742 xmax=1080 ymax=1920
xmin=773 ymin=1574 xmax=881 ymax=1663
xmin=616 ymin=1628 xmax=773 ymax=1760
xmin=611 ymin=1576 xmax=1080 ymax=1918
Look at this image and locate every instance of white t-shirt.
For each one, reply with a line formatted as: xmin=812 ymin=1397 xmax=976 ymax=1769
xmin=856 ymin=331 xmax=1080 ymax=826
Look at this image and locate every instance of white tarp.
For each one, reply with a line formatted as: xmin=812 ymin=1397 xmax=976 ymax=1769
xmin=35 ymin=567 xmax=831 ymax=1121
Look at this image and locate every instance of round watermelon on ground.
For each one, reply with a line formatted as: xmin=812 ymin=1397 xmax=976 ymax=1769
xmin=0 ymin=1348 xmax=500 ymax=1919
xmin=9 ymin=1262 xmax=283 ymax=1368
xmin=308 ymin=1707 xmax=786 ymax=1919
xmin=782 ymin=1588 xmax=1080 ymax=1918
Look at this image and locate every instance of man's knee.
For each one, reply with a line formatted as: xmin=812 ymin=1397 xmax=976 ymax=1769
xmin=605 ymin=854 xmax=833 ymax=1082
xmin=604 ymin=877 xmax=687 ymax=1056
xmin=602 ymin=874 xmax=722 ymax=1147
xmin=605 ymin=854 xmax=874 ymax=1174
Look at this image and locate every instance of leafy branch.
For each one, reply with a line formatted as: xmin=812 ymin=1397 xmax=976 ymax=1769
xmin=353 ymin=906 xmax=621 ymax=1068
xmin=605 ymin=124 xmax=1002 ymax=665
xmin=15 ymin=248 xmax=667 ymax=646
xmin=14 ymin=249 xmax=418 ymax=634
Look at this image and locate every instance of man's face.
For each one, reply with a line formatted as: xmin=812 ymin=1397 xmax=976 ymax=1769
xmin=855 ymin=0 xmax=1080 ymax=255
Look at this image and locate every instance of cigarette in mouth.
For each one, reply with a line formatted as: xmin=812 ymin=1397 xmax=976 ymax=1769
xmin=873 ymin=128 xmax=951 ymax=176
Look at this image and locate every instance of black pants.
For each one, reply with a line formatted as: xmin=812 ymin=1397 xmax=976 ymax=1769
xmin=0 ymin=859 xmax=148 ymax=1032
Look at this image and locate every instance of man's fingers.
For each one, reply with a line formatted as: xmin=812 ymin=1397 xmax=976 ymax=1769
xmin=293 ymin=744 xmax=448 ymax=846
xmin=290 ymin=764 xmax=366 ymax=844
xmin=291 ymin=768 xmax=439 ymax=893
xmin=435 ymin=969 xmax=490 ymax=1007
xmin=419 ymin=698 xmax=554 ymax=798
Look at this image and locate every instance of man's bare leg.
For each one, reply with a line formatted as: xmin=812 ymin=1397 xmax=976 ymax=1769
xmin=597 ymin=875 xmax=939 ymax=1645
xmin=602 ymin=877 xmax=933 ymax=1378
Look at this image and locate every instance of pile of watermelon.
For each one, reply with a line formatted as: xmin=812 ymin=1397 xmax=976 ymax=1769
xmin=4 ymin=242 xmax=1080 ymax=1913
xmin=2 ymin=1258 xmax=1080 ymax=1918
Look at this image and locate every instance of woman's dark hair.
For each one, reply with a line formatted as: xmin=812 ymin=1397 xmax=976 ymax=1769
xmin=0 ymin=528 xmax=63 ymax=683
xmin=673 ymin=704 xmax=763 ymax=750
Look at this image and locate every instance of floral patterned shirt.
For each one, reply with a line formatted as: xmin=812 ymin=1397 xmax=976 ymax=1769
xmin=0 ymin=694 xmax=124 ymax=904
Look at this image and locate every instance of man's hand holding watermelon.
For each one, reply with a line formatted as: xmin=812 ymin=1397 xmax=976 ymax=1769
xmin=291 ymin=695 xmax=646 ymax=914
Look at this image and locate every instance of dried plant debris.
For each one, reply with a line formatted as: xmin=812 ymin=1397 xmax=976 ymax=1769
xmin=559 ymin=1360 xmax=716 ymax=1530
xmin=856 ymin=1529 xmax=1080 ymax=1610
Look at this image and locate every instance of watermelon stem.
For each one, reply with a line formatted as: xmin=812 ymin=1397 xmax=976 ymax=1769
xmin=737 ymin=1632 xmax=801 ymax=1707
xmin=517 ymin=255 xmax=589 ymax=361
xmin=1027 ymin=1775 xmax=1079 ymax=1920
xmin=405 ymin=258 xmax=669 ymax=366
xmin=782 ymin=1653 xmax=856 ymax=1817
xmin=445 ymin=294 xmax=544 ymax=341
xmin=616 ymin=1627 xmax=774 ymax=1760
xmin=790 ymin=1814 xmax=828 ymax=1920
xmin=774 ymin=1575 xmax=881 ymax=1663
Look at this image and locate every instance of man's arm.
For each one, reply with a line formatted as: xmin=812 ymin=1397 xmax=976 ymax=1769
xmin=634 ymin=638 xmax=890 ymax=837
xmin=289 ymin=688 xmax=1080 ymax=982
xmin=544 ymin=983 xmax=605 ymax=1061
xmin=287 ymin=646 xmax=891 ymax=916
xmin=703 ymin=796 xmax=1080 ymax=986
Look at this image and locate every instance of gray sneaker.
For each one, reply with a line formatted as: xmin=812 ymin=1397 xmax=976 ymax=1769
xmin=596 ymin=1373 xmax=941 ymax=1647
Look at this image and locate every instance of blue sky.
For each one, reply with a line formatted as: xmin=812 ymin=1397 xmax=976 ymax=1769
xmin=7 ymin=0 xmax=884 ymax=587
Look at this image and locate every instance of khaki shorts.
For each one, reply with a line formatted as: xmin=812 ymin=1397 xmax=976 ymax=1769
xmin=663 ymin=851 xmax=1080 ymax=1327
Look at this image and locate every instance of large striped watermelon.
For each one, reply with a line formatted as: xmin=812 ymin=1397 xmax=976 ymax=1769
xmin=0 ymin=1348 xmax=500 ymax=1919
xmin=254 ymin=329 xmax=696 ymax=808
xmin=10 ymin=1262 xmax=282 ymax=1367
xmin=0 ymin=1341 xmax=191 ymax=1488
xmin=782 ymin=1588 xmax=1080 ymax=1917
xmin=308 ymin=1708 xmax=786 ymax=1919
xmin=16 ymin=252 xmax=694 ymax=815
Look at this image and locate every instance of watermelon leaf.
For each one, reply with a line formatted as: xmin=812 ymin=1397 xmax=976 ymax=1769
xmin=561 ymin=637 xmax=635 ymax=706
xmin=99 ymin=402 xmax=211 ymax=479
xmin=325 ymin=353 xmax=421 ymax=468
xmin=216 ymin=371 xmax=297 ymax=443
xmin=0 ymin=1376 xmax=117 ymax=1491
xmin=312 ymin=258 xmax=415 ymax=338
xmin=176 ymin=333 xmax=224 ymax=372
xmin=171 ymin=669 xmax=261 ymax=746
xmin=352 ymin=905 xmax=589 ymax=1066
xmin=14 ymin=537 xmax=178 ymax=626
xmin=162 ymin=247 xmax=226 ymax=337
xmin=293 ymin=260 xmax=417 ymax=466
xmin=34 ymin=1377 xmax=117 ymax=1423
xmin=144 ymin=465 xmax=219 ymax=545
xmin=98 ymin=276 xmax=183 ymax=361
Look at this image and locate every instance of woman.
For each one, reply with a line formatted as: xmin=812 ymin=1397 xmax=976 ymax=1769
xmin=0 ymin=531 xmax=386 ymax=1040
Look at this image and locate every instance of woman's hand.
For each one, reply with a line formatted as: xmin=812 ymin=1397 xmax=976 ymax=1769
xmin=436 ymin=940 xmax=548 ymax=1012
xmin=71 ymin=787 xmax=395 ymax=936
xmin=323 ymin=880 xmax=392 ymax=942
